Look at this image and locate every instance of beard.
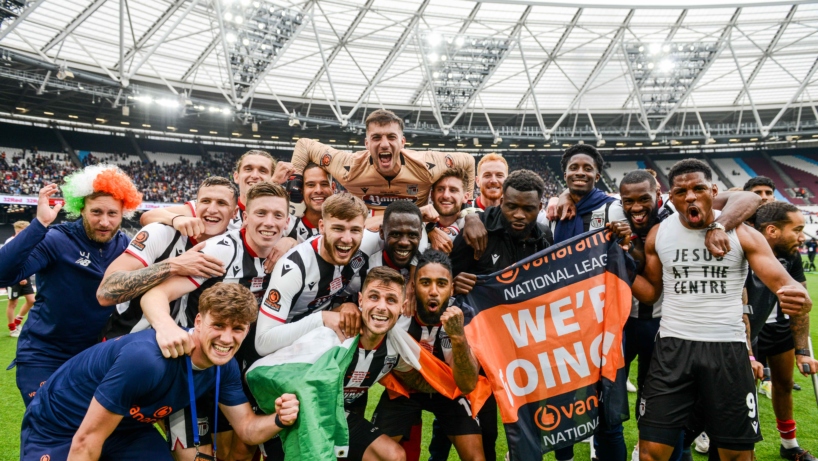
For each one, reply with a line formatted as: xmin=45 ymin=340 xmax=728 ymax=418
xmin=502 ymin=217 xmax=536 ymax=240
xmin=83 ymin=219 xmax=120 ymax=243
xmin=772 ymin=241 xmax=797 ymax=257
xmin=415 ymin=297 xmax=447 ymax=325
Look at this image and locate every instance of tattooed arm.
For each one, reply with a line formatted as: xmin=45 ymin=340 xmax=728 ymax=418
xmin=96 ymin=242 xmax=225 ymax=306
xmin=442 ymin=306 xmax=480 ymax=394
xmin=791 ymin=283 xmax=818 ymax=376
xmin=393 ymin=369 xmax=438 ymax=394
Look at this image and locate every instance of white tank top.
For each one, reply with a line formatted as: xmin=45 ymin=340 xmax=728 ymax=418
xmin=654 ymin=212 xmax=748 ymax=342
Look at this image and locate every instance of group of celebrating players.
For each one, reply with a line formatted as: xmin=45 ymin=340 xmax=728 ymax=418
xmin=2 ymin=108 xmax=817 ymax=461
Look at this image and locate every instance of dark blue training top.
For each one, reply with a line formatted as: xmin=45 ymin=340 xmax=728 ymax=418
xmin=0 ymin=218 xmax=129 ymax=366
xmin=23 ymin=329 xmax=247 ymax=440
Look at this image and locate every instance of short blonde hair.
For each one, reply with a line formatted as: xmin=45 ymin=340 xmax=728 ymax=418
xmin=235 ymin=150 xmax=276 ymax=174
xmin=322 ymin=192 xmax=369 ymax=221
xmin=477 ymin=153 xmax=508 ymax=175
xmin=13 ymin=221 xmax=29 ymax=232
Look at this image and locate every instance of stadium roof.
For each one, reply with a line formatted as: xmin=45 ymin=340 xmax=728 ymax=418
xmin=0 ymin=0 xmax=816 ymax=143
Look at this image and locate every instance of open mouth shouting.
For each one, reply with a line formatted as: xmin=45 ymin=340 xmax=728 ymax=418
xmin=377 ymin=151 xmax=393 ymax=169
xmin=426 ymin=298 xmax=441 ymax=314
xmin=686 ymin=206 xmax=703 ymax=226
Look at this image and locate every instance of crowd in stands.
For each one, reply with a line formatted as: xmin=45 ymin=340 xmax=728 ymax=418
xmin=4 ymin=147 xmax=567 ymax=203
xmin=0 ymin=149 xmax=76 ymax=196
xmin=85 ymin=152 xmax=245 ymax=203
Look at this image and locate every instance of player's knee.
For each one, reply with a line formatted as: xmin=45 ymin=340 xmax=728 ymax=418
xmin=382 ymin=443 xmax=406 ymax=461
xmin=771 ymin=375 xmax=794 ymax=393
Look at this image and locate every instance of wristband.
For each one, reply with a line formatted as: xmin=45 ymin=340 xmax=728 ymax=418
xmin=274 ymin=413 xmax=284 ymax=428
xmin=795 ymin=348 xmax=811 ymax=357
xmin=749 ymin=355 xmax=756 ymax=362
xmin=171 ymin=215 xmax=183 ymax=227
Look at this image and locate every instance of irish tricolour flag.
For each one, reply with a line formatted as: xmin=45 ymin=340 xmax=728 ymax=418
xmin=246 ymin=327 xmax=358 ymax=461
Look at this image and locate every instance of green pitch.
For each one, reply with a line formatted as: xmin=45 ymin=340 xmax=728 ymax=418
xmin=2 ymin=273 xmax=818 ymax=461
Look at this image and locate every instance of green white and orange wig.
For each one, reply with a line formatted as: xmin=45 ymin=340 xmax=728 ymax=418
xmin=61 ymin=164 xmax=142 ymax=218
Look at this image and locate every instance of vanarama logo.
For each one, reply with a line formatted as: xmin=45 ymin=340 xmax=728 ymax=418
xmin=495 ymin=231 xmax=612 ymax=285
xmin=265 ymin=289 xmax=281 ymax=311
xmin=496 ymin=267 xmax=519 ymax=284
xmin=130 ymin=231 xmax=149 ymax=251
xmin=533 ymin=396 xmax=599 ymax=432
xmin=534 ymin=405 xmax=561 ymax=431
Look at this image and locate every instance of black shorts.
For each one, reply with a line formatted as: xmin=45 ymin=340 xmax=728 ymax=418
xmin=638 ymin=337 xmax=762 ymax=451
xmin=755 ymin=321 xmax=794 ymax=360
xmin=371 ymin=392 xmax=481 ymax=441
xmin=8 ymin=278 xmax=34 ymax=300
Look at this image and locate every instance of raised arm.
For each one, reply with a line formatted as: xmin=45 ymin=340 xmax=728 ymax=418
xmin=631 ymin=225 xmax=663 ymax=304
xmin=704 ymin=191 xmax=763 ymax=257
xmin=441 ymin=306 xmax=479 ymax=394
xmin=140 ymin=276 xmax=198 ymax=358
xmin=739 ymin=224 xmax=811 ymax=316
xmin=291 ymin=138 xmax=353 ymax=175
xmin=0 ymin=185 xmax=61 ymax=285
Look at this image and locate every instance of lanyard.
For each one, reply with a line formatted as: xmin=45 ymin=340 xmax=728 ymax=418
xmin=186 ymin=355 xmax=220 ymax=453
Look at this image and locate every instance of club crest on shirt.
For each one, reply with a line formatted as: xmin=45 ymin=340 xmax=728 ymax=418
xmin=198 ymin=417 xmax=210 ymax=436
xmin=407 ymin=184 xmax=418 ymax=195
xmin=130 ymin=231 xmax=149 ymax=251
xmin=382 ymin=355 xmax=398 ymax=374
xmin=349 ymin=254 xmax=365 ymax=271
xmin=590 ymin=210 xmax=605 ymax=229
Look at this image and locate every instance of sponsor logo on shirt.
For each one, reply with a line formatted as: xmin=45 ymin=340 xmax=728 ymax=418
xmin=444 ymin=155 xmax=454 ymax=168
xmin=264 ymin=289 xmax=281 ymax=312
xmin=491 ymin=254 xmax=500 ymax=265
xmin=251 ymin=277 xmax=265 ymax=291
xmin=129 ymin=405 xmax=171 ymax=424
xmin=75 ymin=251 xmax=91 ymax=267
xmin=361 ymin=195 xmax=416 ymax=207
xmin=330 ymin=277 xmax=343 ymax=292
xmin=130 ymin=231 xmax=149 ymax=251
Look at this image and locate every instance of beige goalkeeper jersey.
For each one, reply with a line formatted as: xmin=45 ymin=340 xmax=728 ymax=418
xmin=292 ymin=138 xmax=475 ymax=214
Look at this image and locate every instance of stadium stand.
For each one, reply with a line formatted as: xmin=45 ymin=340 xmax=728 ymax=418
xmin=741 ymin=156 xmax=804 ymax=204
xmin=605 ymin=160 xmax=644 ymax=188
xmin=144 ymin=151 xmax=203 ymax=165
xmin=712 ymin=157 xmax=755 ymax=192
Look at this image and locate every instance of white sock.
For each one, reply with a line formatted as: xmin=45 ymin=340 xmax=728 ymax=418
xmin=781 ymin=437 xmax=799 ymax=449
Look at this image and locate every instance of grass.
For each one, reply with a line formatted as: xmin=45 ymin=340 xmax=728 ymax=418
xmin=3 ymin=271 xmax=818 ymax=460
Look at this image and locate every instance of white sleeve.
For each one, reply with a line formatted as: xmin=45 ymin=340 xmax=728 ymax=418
xmin=124 ymin=223 xmax=178 ymax=267
xmin=188 ymin=235 xmax=236 ymax=287
xmin=255 ymin=256 xmax=309 ymax=355
xmin=255 ymin=312 xmax=325 ymax=357
xmin=607 ymin=201 xmax=627 ymax=222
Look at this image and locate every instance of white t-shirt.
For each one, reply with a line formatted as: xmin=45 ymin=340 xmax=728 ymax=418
xmin=655 ymin=211 xmax=748 ymax=342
